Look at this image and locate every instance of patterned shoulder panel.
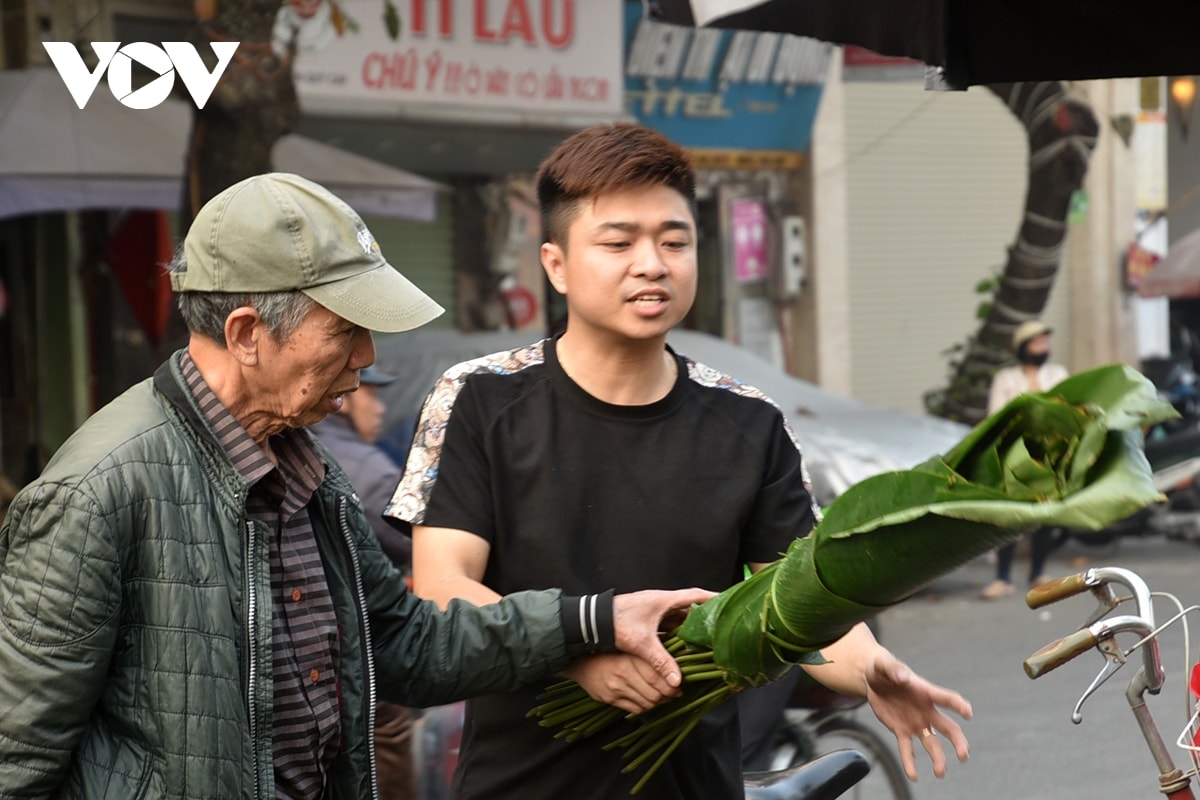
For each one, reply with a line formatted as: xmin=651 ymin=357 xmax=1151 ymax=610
xmin=683 ymin=356 xmax=822 ymax=521
xmin=384 ymin=340 xmax=548 ymax=525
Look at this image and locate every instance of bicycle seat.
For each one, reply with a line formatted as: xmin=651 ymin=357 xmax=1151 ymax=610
xmin=744 ymin=749 xmax=871 ymax=800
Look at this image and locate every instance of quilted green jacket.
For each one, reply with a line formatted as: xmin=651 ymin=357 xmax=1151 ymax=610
xmin=0 ymin=353 xmax=582 ymax=799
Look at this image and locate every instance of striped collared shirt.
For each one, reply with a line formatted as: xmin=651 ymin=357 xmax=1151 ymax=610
xmin=180 ymin=353 xmax=340 ymax=800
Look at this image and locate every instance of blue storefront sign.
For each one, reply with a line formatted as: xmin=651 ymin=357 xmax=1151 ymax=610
xmin=623 ymin=1 xmax=829 ymax=153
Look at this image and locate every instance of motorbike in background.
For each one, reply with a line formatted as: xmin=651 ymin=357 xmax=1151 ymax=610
xmin=1137 ymin=356 xmax=1200 ymax=544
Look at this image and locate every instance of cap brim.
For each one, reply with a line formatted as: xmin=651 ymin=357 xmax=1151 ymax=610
xmin=303 ymin=263 xmax=444 ymax=333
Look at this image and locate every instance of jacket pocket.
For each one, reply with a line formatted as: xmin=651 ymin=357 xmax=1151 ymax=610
xmin=59 ymin=723 xmax=165 ymax=800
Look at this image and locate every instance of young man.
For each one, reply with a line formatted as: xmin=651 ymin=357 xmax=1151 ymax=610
xmin=0 ymin=172 xmax=712 ymax=799
xmin=387 ymin=125 xmax=972 ymax=799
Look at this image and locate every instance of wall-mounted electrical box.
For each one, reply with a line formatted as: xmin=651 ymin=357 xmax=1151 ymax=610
xmin=776 ymin=214 xmax=807 ymax=299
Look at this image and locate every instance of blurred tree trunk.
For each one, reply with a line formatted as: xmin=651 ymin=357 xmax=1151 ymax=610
xmin=183 ymin=0 xmax=300 ymax=222
xmin=925 ymin=82 xmax=1099 ymax=424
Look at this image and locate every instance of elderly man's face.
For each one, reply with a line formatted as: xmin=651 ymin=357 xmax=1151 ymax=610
xmin=256 ymin=303 xmax=377 ymax=429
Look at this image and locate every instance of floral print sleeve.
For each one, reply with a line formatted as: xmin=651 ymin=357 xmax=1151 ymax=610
xmin=384 ymin=341 xmax=547 ymax=526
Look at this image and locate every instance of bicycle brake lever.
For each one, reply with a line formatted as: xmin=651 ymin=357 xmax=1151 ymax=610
xmin=1072 ymin=637 xmax=1126 ymax=724
xmin=1081 ymin=585 xmax=1122 ymax=627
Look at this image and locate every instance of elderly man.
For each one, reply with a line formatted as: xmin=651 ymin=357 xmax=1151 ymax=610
xmin=0 ymin=173 xmax=710 ymax=800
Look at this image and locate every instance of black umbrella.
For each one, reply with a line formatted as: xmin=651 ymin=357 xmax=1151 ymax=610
xmin=650 ymin=1 xmax=1200 ymax=90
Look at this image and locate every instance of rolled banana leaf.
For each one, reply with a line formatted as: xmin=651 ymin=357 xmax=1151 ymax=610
xmin=531 ymin=364 xmax=1177 ymax=793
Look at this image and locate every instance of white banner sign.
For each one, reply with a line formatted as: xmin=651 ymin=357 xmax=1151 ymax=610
xmin=282 ymin=0 xmax=622 ymax=119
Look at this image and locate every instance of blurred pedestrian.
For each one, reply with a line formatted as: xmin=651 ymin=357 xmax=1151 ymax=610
xmin=311 ymin=364 xmax=410 ymax=570
xmin=311 ymin=363 xmax=418 ymax=800
xmin=979 ymin=320 xmax=1070 ymax=599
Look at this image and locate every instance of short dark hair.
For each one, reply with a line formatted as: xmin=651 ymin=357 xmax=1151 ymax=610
xmin=535 ymin=123 xmax=696 ymax=248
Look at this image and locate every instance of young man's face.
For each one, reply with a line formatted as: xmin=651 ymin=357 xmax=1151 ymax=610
xmin=541 ymin=185 xmax=698 ymax=345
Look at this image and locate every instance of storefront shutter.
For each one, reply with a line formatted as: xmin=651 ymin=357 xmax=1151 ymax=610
xmin=842 ymin=81 xmax=1074 ymax=413
xmin=362 ymin=191 xmax=456 ymax=329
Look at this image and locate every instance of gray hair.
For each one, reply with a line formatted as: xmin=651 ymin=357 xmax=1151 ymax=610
xmin=165 ymin=244 xmax=316 ymax=343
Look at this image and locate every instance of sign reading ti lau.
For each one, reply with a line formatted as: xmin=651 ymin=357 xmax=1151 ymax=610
xmin=288 ymin=0 xmax=621 ymax=118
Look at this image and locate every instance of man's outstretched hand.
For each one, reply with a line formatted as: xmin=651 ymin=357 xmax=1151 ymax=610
xmin=864 ymin=651 xmax=972 ymax=781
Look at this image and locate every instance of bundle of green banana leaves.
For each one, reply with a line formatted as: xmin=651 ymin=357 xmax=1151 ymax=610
xmin=529 ymin=364 xmax=1177 ymax=793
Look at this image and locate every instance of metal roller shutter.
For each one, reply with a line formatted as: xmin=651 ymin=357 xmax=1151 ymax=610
xmin=842 ymin=81 xmax=1073 ymax=413
xmin=362 ymin=191 xmax=456 ymax=330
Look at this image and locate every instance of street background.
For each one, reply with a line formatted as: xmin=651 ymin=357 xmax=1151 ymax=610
xmin=866 ymin=534 xmax=1200 ymax=800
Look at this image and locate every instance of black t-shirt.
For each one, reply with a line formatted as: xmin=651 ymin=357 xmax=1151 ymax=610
xmin=388 ymin=337 xmax=818 ymax=800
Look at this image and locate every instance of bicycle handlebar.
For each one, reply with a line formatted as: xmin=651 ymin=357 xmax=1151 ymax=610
xmin=1023 ymin=628 xmax=1099 ymax=678
xmin=1020 ymin=565 xmax=1195 ymax=799
xmin=1022 ymin=567 xmax=1165 ymax=697
xmin=1025 ymin=566 xmax=1156 ymax=625
xmin=1025 ymin=572 xmax=1091 ymax=609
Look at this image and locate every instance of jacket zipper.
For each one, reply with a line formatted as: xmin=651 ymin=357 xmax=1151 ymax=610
xmin=245 ymin=521 xmax=262 ymax=800
xmin=338 ymin=495 xmax=380 ymax=799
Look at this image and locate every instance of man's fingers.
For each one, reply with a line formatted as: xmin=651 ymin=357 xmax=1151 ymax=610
xmin=612 ymin=588 xmax=714 ymax=686
xmin=934 ymin=716 xmax=971 ymax=763
xmin=606 ymin=686 xmax=653 ymax=714
xmin=565 ymin=653 xmax=677 ymax=713
xmin=611 ymin=696 xmax=647 ymax=715
xmin=900 ymin=716 xmax=969 ymax=782
xmin=671 ymin=588 xmax=716 ymax=607
xmin=918 ymin=727 xmax=947 ymax=778
xmin=635 ymin=637 xmax=682 ymax=687
xmin=631 ymin=653 xmax=677 ymax=692
xmin=896 ymin=735 xmax=918 ymax=782
xmin=932 ymin=687 xmax=973 ymax=720
xmin=611 ymin=661 xmax=670 ymax=708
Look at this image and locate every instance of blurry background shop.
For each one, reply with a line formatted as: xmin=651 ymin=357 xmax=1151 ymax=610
xmin=0 ymin=0 xmax=1175 ymax=489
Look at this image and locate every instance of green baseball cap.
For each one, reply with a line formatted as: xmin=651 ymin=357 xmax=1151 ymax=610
xmin=173 ymin=172 xmax=444 ymax=333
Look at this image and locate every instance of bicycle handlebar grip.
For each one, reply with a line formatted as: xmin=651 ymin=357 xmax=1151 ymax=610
xmin=1023 ymin=628 xmax=1099 ymax=679
xmin=1025 ymin=572 xmax=1090 ymax=609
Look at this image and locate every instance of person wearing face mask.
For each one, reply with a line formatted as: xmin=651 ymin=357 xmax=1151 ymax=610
xmin=979 ymin=320 xmax=1070 ymax=599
